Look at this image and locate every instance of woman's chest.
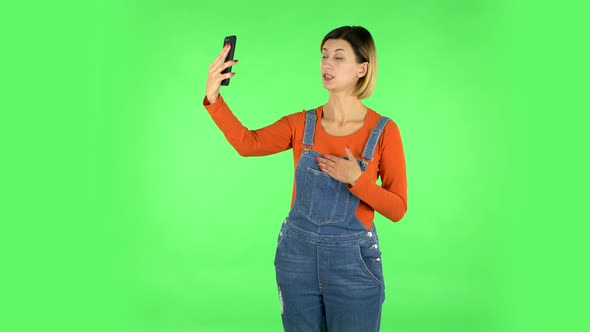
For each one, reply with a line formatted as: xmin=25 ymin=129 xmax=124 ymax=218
xmin=320 ymin=119 xmax=366 ymax=137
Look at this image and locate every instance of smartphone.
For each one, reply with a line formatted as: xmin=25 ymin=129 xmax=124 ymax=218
xmin=221 ymin=35 xmax=237 ymax=86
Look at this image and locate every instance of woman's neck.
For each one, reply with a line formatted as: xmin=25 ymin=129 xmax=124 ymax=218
xmin=323 ymin=93 xmax=367 ymax=124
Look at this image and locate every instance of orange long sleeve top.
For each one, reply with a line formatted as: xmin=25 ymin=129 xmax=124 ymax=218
xmin=203 ymin=94 xmax=408 ymax=228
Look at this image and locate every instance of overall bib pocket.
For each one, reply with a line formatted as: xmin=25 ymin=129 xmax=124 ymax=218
xmin=297 ymin=166 xmax=350 ymax=225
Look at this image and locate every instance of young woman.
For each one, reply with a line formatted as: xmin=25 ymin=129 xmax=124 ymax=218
xmin=203 ymin=26 xmax=408 ymax=332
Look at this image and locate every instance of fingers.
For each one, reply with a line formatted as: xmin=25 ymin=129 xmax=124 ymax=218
xmin=214 ymin=44 xmax=229 ymax=62
xmin=220 ymin=59 xmax=238 ymax=71
xmin=208 ymin=60 xmax=238 ymax=80
xmin=321 ymin=154 xmax=338 ymax=163
xmin=316 ymin=154 xmax=359 ymax=184
xmin=220 ymin=71 xmax=235 ymax=81
xmin=210 ymin=72 xmax=235 ymax=85
xmin=210 ymin=53 xmax=237 ymax=76
xmin=213 ymin=44 xmax=232 ymax=67
xmin=205 ymin=44 xmax=236 ymax=96
xmin=316 ymin=155 xmax=335 ymax=172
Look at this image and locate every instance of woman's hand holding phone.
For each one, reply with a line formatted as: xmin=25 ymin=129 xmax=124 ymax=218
xmin=206 ymin=42 xmax=238 ymax=104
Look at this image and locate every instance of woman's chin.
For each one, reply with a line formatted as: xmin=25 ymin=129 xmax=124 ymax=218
xmin=322 ymin=82 xmax=335 ymax=90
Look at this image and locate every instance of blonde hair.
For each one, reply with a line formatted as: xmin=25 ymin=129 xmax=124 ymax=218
xmin=320 ymin=26 xmax=377 ymax=99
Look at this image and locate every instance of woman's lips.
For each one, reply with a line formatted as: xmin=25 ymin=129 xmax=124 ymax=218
xmin=322 ymin=74 xmax=335 ymax=81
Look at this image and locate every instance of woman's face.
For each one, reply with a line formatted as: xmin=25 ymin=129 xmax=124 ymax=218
xmin=321 ymin=39 xmax=367 ymax=93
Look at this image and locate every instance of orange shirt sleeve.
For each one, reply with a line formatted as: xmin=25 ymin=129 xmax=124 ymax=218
xmin=203 ymin=94 xmax=294 ymax=156
xmin=347 ymin=120 xmax=408 ymax=222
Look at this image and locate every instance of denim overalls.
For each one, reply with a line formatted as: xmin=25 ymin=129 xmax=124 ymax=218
xmin=274 ymin=109 xmax=391 ymax=332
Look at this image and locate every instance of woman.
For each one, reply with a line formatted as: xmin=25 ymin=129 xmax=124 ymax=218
xmin=203 ymin=26 xmax=407 ymax=332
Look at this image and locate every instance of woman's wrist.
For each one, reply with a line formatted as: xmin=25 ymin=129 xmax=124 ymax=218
xmin=206 ymin=94 xmax=218 ymax=104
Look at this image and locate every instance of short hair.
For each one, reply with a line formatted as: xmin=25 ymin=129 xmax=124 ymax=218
xmin=320 ymin=26 xmax=377 ymax=99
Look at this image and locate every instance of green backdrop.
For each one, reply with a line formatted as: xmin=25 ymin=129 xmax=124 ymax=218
xmin=2 ymin=0 xmax=588 ymax=331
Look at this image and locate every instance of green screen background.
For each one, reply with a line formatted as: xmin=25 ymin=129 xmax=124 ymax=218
xmin=2 ymin=0 xmax=588 ymax=331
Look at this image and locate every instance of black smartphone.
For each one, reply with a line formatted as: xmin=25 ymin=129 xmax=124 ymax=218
xmin=221 ymin=35 xmax=237 ymax=86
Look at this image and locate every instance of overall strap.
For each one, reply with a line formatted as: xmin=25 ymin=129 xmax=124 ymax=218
xmin=361 ymin=116 xmax=391 ymax=161
xmin=302 ymin=109 xmax=316 ymax=147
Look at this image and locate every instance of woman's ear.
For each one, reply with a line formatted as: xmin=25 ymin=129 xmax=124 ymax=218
xmin=357 ymin=62 xmax=368 ymax=78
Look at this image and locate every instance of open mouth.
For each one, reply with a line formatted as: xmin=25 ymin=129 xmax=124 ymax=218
xmin=323 ymin=74 xmax=335 ymax=81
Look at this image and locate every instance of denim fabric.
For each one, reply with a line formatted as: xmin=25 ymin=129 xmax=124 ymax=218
xmin=274 ymin=109 xmax=390 ymax=332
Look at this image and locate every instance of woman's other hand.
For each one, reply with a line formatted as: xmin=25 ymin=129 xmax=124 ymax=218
xmin=316 ymin=146 xmax=363 ymax=186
